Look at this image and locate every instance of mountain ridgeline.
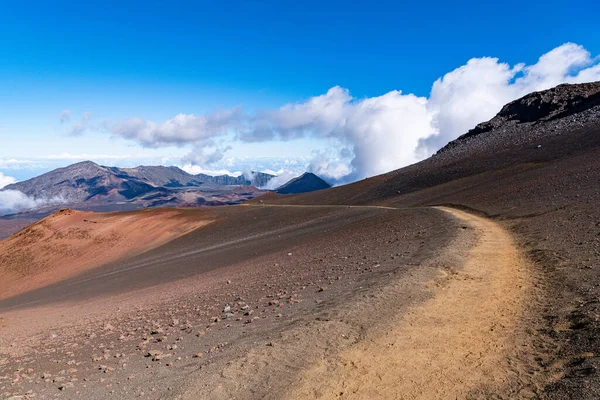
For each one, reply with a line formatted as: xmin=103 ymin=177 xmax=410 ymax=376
xmin=1 ymin=161 xmax=332 ymax=214
xmin=3 ymin=162 xmax=275 ymax=207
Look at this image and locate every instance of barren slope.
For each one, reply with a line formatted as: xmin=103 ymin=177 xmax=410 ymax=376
xmin=0 ymin=208 xmax=215 ymax=300
xmin=288 ymin=207 xmax=534 ymax=398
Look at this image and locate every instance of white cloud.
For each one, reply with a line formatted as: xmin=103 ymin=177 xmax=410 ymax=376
xmin=307 ymin=149 xmax=352 ymax=183
xmin=107 ymin=109 xmax=244 ymax=148
xmin=101 ymin=43 xmax=600 ymax=183
xmin=0 ymin=172 xmax=17 ymax=189
xmin=180 ymin=144 xmax=232 ymax=165
xmin=0 ymin=190 xmax=65 ymax=216
xmin=179 ymin=164 xmax=243 ymax=177
xmin=421 ymin=43 xmax=600 ymax=152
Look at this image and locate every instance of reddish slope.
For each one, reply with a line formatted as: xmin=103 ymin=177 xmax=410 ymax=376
xmin=0 ymin=208 xmax=215 ymax=300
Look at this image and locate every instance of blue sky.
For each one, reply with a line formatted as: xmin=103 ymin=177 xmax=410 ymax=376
xmin=1 ymin=0 xmax=599 ymax=185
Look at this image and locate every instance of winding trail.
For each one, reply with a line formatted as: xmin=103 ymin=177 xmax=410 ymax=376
xmin=287 ymin=206 xmax=533 ymax=399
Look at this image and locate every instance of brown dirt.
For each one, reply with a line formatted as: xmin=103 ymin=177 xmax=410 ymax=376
xmin=0 ymin=205 xmax=463 ymax=400
xmin=0 ymin=208 xmax=215 ymax=300
xmin=288 ymin=207 xmax=537 ymax=399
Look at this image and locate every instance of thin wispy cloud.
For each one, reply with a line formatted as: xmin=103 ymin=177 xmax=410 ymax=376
xmin=59 ymin=109 xmax=72 ymax=124
xmin=66 ymin=112 xmax=92 ymax=136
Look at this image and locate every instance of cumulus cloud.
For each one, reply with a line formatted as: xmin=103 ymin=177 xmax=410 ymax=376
xmin=103 ymin=43 xmax=600 ymax=183
xmin=180 ymin=144 xmax=232 ymax=165
xmin=0 ymin=190 xmax=65 ymax=216
xmin=60 ymin=109 xmax=72 ymax=123
xmin=0 ymin=172 xmax=17 ymax=189
xmin=308 ymin=149 xmax=352 ymax=183
xmin=108 ymin=109 xmax=244 ymax=148
xmin=420 ymin=43 xmax=600 ymax=152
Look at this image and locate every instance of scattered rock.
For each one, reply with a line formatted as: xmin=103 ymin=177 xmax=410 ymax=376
xmin=58 ymin=382 xmax=74 ymax=390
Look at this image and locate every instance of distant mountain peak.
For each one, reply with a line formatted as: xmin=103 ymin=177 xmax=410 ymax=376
xmin=69 ymin=160 xmax=103 ymax=168
xmin=275 ymin=172 xmax=331 ymax=194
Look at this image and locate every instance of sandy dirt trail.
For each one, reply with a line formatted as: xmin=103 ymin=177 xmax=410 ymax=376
xmin=287 ymin=206 xmax=535 ymax=399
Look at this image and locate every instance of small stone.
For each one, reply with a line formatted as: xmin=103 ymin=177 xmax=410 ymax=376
xmin=58 ymin=382 xmax=74 ymax=390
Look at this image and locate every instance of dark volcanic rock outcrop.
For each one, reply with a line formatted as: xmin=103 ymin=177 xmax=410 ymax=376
xmin=275 ymin=172 xmax=332 ymax=194
xmin=444 ymin=81 xmax=600 ymax=149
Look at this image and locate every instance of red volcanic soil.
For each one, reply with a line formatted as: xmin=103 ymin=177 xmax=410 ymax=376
xmin=0 ymin=218 xmax=38 ymax=241
xmin=0 ymin=208 xmax=215 ymax=300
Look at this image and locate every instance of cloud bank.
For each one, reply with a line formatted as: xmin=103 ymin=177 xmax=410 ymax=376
xmin=0 ymin=172 xmax=17 ymax=189
xmin=94 ymin=43 xmax=600 ymax=183
xmin=0 ymin=173 xmax=67 ymax=215
xmin=0 ymin=190 xmax=66 ymax=216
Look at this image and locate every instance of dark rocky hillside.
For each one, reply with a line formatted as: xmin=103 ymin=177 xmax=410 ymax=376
xmin=115 ymin=165 xmax=206 ymax=188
